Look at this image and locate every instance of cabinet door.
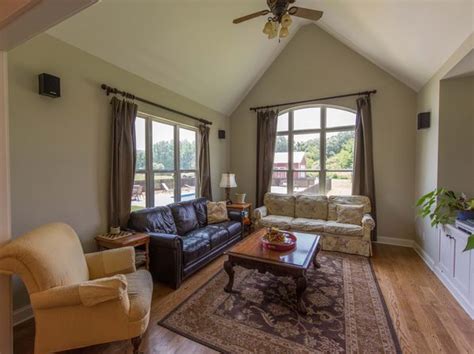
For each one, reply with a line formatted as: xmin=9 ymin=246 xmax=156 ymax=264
xmin=453 ymin=233 xmax=471 ymax=298
xmin=439 ymin=230 xmax=454 ymax=277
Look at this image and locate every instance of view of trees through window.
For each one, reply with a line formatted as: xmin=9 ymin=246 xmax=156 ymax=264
xmin=272 ymin=106 xmax=355 ymax=195
xmin=132 ymin=116 xmax=197 ymax=210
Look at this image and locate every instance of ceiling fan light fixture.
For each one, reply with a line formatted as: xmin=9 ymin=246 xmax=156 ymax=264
xmin=281 ymin=13 xmax=292 ymax=28
xmin=279 ymin=26 xmax=289 ymax=38
xmin=268 ymin=21 xmax=278 ymax=39
xmin=262 ymin=19 xmax=273 ymax=35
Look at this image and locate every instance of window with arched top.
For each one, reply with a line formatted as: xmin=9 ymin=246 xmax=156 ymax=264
xmin=272 ymin=105 xmax=356 ymax=196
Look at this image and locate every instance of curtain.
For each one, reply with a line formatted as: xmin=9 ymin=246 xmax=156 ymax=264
xmin=256 ymin=109 xmax=279 ymax=207
xmin=198 ymin=124 xmax=212 ymax=200
xmin=352 ymin=96 xmax=377 ymax=240
xmin=109 ymin=97 xmax=138 ymax=229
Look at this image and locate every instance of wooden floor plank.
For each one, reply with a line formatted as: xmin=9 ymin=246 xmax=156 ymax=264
xmin=13 ymin=244 xmax=474 ymax=354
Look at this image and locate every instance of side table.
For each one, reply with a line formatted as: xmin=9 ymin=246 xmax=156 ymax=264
xmin=95 ymin=232 xmax=150 ymax=270
xmin=227 ymin=202 xmax=252 ymax=236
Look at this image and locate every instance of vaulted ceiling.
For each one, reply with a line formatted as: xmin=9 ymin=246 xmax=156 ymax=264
xmin=47 ymin=0 xmax=473 ymax=115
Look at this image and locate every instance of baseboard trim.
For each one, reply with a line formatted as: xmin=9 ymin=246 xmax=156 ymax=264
xmin=412 ymin=242 xmax=435 ymax=270
xmin=13 ymin=304 xmax=33 ymax=326
xmin=374 ymin=236 xmax=415 ymax=248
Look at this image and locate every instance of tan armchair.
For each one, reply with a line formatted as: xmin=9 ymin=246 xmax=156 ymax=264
xmin=0 ymin=223 xmax=153 ymax=354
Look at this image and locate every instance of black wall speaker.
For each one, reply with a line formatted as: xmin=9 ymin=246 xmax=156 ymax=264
xmin=218 ymin=130 xmax=226 ymax=139
xmin=38 ymin=73 xmax=61 ymax=98
xmin=417 ymin=112 xmax=430 ymax=129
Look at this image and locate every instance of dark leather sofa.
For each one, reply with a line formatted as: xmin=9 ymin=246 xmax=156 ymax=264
xmin=128 ymin=197 xmax=242 ymax=288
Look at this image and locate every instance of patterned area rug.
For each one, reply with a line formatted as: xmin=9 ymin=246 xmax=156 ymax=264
xmin=159 ymin=252 xmax=401 ymax=353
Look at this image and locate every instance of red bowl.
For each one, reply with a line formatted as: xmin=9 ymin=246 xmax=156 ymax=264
xmin=261 ymin=232 xmax=297 ymax=251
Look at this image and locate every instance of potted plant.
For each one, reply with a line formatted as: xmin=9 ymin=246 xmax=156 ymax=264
xmin=416 ymin=188 xmax=474 ymax=251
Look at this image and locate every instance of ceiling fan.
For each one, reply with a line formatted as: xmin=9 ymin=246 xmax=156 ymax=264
xmin=233 ymin=0 xmax=323 ymax=40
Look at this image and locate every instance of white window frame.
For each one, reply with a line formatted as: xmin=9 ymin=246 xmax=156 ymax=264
xmin=135 ymin=112 xmax=199 ymax=207
xmin=274 ymin=105 xmax=356 ymax=195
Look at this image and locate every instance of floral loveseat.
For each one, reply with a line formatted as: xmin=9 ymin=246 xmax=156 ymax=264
xmin=254 ymin=193 xmax=375 ymax=257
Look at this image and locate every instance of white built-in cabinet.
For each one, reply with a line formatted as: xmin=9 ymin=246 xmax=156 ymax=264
xmin=437 ymin=224 xmax=474 ymax=318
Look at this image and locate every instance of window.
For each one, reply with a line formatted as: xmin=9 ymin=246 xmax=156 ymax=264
xmin=131 ymin=114 xmax=198 ymax=210
xmin=272 ymin=106 xmax=355 ymax=196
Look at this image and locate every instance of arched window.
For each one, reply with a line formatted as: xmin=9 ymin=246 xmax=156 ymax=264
xmin=272 ymin=106 xmax=356 ymax=196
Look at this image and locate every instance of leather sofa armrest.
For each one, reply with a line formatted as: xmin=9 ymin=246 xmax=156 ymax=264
xmin=86 ymin=247 xmax=136 ymax=280
xmin=228 ymin=210 xmax=243 ymax=222
xmin=31 ymin=275 xmax=128 ymax=310
xmin=254 ymin=206 xmax=268 ymax=220
xmin=148 ymin=232 xmax=182 ymax=249
xmin=362 ymin=214 xmax=375 ymax=230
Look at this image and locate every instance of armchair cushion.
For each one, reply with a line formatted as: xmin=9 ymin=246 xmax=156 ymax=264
xmin=182 ymin=232 xmax=211 ymax=265
xmin=169 ymin=201 xmax=199 ymax=235
xmin=30 ymin=274 xmax=128 ymax=309
xmin=291 ymin=218 xmax=326 ymax=232
xmin=85 ymin=247 xmax=136 ymax=280
xmin=128 ymin=206 xmax=177 ymax=234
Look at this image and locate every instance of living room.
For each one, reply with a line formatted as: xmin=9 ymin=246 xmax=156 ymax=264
xmin=0 ymin=1 xmax=473 ymax=353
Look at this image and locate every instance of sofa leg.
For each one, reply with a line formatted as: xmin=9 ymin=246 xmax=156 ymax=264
xmin=131 ymin=336 xmax=142 ymax=354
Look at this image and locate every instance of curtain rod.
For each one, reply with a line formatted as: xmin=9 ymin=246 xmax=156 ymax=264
xmin=101 ymin=84 xmax=212 ymax=125
xmin=249 ymin=90 xmax=377 ymax=112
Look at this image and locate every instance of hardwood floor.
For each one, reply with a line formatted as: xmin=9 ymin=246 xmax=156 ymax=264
xmin=13 ymin=244 xmax=474 ymax=354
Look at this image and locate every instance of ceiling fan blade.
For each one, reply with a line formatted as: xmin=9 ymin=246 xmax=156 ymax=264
xmin=233 ymin=10 xmax=270 ymax=24
xmin=288 ymin=7 xmax=323 ymax=21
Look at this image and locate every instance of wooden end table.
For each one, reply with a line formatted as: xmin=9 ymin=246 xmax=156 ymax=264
xmin=226 ymin=202 xmax=252 ymax=236
xmin=95 ymin=232 xmax=150 ymax=270
xmin=223 ymin=229 xmax=321 ymax=314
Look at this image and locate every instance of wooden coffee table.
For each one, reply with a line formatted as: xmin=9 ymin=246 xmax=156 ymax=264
xmin=223 ymin=228 xmax=321 ymax=314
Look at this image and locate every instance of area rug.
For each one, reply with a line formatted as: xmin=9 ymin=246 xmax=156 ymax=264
xmin=159 ymin=252 xmax=401 ymax=353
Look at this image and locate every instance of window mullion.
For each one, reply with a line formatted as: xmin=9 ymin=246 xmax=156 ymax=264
xmin=145 ymin=117 xmax=154 ymax=207
xmin=288 ymin=110 xmax=294 ymax=194
xmin=174 ymin=125 xmax=180 ymax=202
xmin=320 ymin=107 xmax=326 ymax=195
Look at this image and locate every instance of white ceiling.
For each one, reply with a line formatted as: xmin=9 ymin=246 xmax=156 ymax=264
xmin=47 ymin=0 xmax=474 ymax=115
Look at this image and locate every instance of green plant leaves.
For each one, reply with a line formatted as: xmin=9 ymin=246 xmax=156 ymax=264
xmin=463 ymin=235 xmax=474 ymax=252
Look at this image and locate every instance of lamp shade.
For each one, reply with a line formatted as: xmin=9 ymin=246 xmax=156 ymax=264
xmin=219 ymin=173 xmax=237 ymax=188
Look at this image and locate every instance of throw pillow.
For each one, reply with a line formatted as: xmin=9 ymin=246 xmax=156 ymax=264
xmin=336 ymin=204 xmax=364 ymax=225
xmin=207 ymin=201 xmax=229 ymax=224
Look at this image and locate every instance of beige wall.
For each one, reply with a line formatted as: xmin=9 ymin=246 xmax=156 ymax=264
xmin=230 ymin=24 xmax=417 ymax=240
xmin=415 ymin=34 xmax=473 ymax=261
xmin=439 ymin=76 xmax=474 ymax=196
xmin=0 ymin=50 xmax=12 ymax=354
xmin=8 ymin=34 xmax=230 ymax=310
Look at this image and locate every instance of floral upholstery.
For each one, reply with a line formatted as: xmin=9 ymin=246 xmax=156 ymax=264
xmin=295 ymin=195 xmax=328 ymax=220
xmin=264 ymin=193 xmax=295 ymax=217
xmin=328 ymin=196 xmax=371 ymax=221
xmin=258 ymin=215 xmax=293 ymax=230
xmin=336 ymin=204 xmax=364 ymax=225
xmin=254 ymin=193 xmax=375 ymax=257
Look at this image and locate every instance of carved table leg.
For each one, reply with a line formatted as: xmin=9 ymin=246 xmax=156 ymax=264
xmin=224 ymin=260 xmax=235 ymax=293
xmin=313 ymin=242 xmax=322 ymax=268
xmin=296 ymin=275 xmax=308 ymax=314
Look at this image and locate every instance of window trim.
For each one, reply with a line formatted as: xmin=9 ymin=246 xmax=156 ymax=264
xmin=273 ymin=104 xmax=356 ymax=195
xmin=135 ymin=112 xmax=199 ymax=207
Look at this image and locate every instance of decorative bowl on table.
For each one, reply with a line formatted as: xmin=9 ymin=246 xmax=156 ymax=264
xmin=261 ymin=227 xmax=297 ymax=251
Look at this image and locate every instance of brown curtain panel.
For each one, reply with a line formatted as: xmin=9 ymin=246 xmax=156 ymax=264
xmin=198 ymin=124 xmax=212 ymax=200
xmin=352 ymin=96 xmax=377 ymax=240
xmin=109 ymin=97 xmax=138 ymax=229
xmin=256 ymin=109 xmax=279 ymax=207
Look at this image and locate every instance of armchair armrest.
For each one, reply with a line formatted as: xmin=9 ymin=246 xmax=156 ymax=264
xmin=31 ymin=275 xmax=128 ymax=309
xmin=362 ymin=214 xmax=375 ymax=230
xmin=148 ymin=233 xmax=183 ymax=288
xmin=148 ymin=232 xmax=182 ymax=249
xmin=254 ymin=206 xmax=268 ymax=220
xmin=86 ymin=247 xmax=136 ymax=280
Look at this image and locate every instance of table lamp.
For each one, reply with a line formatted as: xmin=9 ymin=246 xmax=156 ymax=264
xmin=219 ymin=173 xmax=237 ymax=204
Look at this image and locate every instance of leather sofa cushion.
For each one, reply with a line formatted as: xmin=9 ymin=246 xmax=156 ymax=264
xmin=208 ymin=220 xmax=241 ymax=238
xmin=193 ymin=198 xmax=208 ymax=227
xmin=259 ymin=215 xmax=293 ymax=230
xmin=128 ymin=206 xmax=177 ymax=234
xmin=169 ymin=201 xmax=199 ymax=236
xmin=295 ymin=195 xmax=328 ymax=220
xmin=264 ymin=193 xmax=295 ymax=217
xmin=125 ymin=269 xmax=153 ymax=321
xmin=181 ymin=231 xmax=211 ymax=265
xmin=291 ymin=218 xmax=326 ymax=232
xmin=324 ymin=221 xmax=363 ymax=236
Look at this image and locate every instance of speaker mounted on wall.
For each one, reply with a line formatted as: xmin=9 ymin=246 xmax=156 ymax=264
xmin=38 ymin=73 xmax=61 ymax=98
xmin=218 ymin=130 xmax=226 ymax=139
xmin=417 ymin=112 xmax=430 ymax=130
